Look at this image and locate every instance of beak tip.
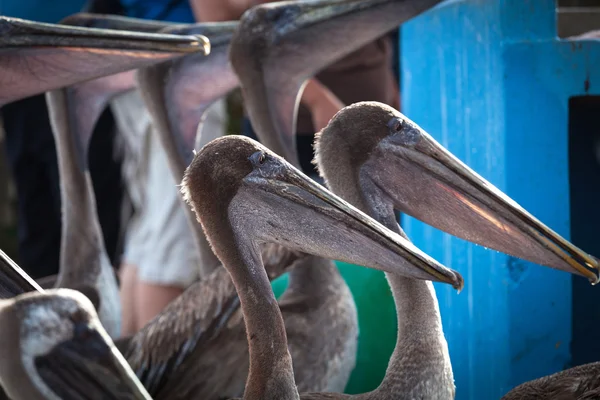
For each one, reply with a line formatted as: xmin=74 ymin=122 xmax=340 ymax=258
xmin=453 ymin=273 xmax=465 ymax=293
xmin=193 ymin=34 xmax=211 ymax=55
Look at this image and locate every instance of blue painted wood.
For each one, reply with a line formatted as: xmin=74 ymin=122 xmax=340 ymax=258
xmin=401 ymin=1 xmax=600 ymax=398
xmin=0 ymin=0 xmax=86 ymax=23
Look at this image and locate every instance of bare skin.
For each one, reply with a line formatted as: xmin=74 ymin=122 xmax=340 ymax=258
xmin=119 ymin=264 xmax=138 ymax=336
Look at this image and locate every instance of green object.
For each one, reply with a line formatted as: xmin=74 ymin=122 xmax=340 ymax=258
xmin=271 ymin=261 xmax=397 ymax=394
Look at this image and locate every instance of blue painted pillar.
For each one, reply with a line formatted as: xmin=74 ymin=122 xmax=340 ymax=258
xmin=401 ymin=1 xmax=600 ymax=398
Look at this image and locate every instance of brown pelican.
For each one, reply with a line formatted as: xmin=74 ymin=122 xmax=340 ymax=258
xmin=0 ymin=288 xmax=151 ymax=400
xmin=181 ymin=135 xmax=463 ymax=399
xmin=288 ymin=101 xmax=596 ymax=399
xmin=229 ymin=0 xmax=445 ymax=165
xmin=0 ymin=15 xmax=209 ymax=107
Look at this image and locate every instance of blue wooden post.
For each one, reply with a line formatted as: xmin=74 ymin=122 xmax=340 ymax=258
xmin=401 ymin=1 xmax=600 ymax=398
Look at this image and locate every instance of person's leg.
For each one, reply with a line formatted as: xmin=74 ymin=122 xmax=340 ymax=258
xmin=2 ymin=95 xmax=61 ymax=279
xmin=111 ymin=90 xmax=154 ymax=336
xmin=118 ymin=262 xmax=138 ymax=336
xmin=112 ymin=90 xmax=200 ymax=332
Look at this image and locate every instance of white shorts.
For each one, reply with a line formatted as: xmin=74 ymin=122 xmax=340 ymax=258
xmin=110 ymin=90 xmax=226 ymax=288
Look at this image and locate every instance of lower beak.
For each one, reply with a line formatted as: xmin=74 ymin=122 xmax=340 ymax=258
xmin=245 ymin=165 xmax=463 ymax=290
xmin=37 ymin=324 xmax=151 ymax=399
xmin=379 ymin=130 xmax=599 ymax=283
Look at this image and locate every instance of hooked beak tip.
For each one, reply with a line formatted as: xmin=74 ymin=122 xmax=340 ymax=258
xmin=193 ymin=34 xmax=211 ymax=55
xmin=454 ymin=274 xmax=465 ymax=293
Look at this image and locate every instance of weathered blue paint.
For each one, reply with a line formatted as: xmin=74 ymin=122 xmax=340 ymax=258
xmin=401 ymin=0 xmax=600 ymax=398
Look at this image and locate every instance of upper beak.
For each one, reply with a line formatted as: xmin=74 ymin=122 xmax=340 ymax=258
xmin=36 ymin=322 xmax=151 ymax=400
xmin=0 ymin=249 xmax=43 ymax=299
xmin=377 ymin=125 xmax=599 ymax=283
xmin=243 ymin=163 xmax=463 ymax=290
xmin=1 ymin=16 xmax=210 ymax=54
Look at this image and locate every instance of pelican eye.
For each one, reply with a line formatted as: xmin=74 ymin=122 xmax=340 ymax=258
xmin=250 ymin=151 xmax=268 ymax=167
xmin=387 ymin=117 xmax=403 ymax=134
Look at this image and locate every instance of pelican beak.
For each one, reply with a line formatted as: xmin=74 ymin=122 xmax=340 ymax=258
xmin=1 ymin=17 xmax=209 ymax=53
xmin=241 ymin=151 xmax=463 ymax=290
xmin=36 ymin=322 xmax=150 ymax=399
xmin=230 ymin=0 xmax=443 ymax=166
xmin=372 ymin=122 xmax=599 ymax=283
xmin=0 ymin=17 xmax=210 ymax=105
xmin=0 ymin=250 xmax=43 ymax=299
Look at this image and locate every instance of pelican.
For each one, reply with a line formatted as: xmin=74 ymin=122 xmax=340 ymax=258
xmin=229 ymin=0 xmax=444 ymax=165
xmin=0 ymin=287 xmax=151 ymax=400
xmin=308 ymin=102 xmax=600 ymax=398
xmin=181 ymin=134 xmax=464 ymax=400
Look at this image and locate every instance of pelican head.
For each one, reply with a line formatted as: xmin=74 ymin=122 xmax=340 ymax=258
xmin=0 ymin=289 xmax=150 ymax=399
xmin=315 ymin=101 xmax=599 ymax=283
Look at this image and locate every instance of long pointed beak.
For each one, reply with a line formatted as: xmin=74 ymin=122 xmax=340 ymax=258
xmin=0 ymin=17 xmax=210 ymax=105
xmin=0 ymin=250 xmax=43 ymax=298
xmin=230 ymin=0 xmax=443 ymax=166
xmin=376 ymin=124 xmax=599 ymax=283
xmin=0 ymin=17 xmax=209 ymax=52
xmin=241 ymin=155 xmax=463 ymax=289
xmin=36 ymin=321 xmax=151 ymax=399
